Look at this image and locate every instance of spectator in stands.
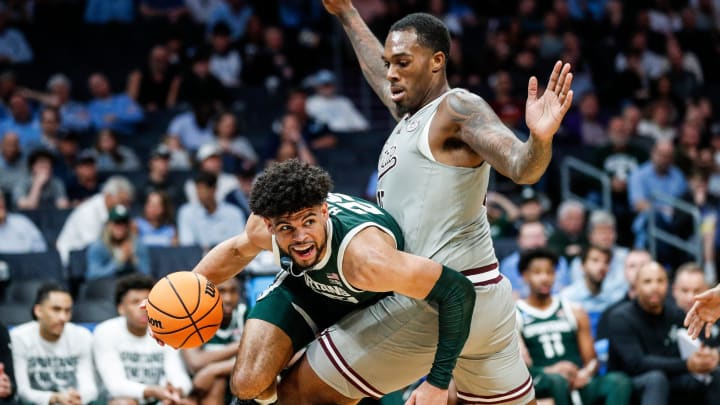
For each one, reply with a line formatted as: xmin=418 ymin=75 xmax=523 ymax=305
xmin=675 ymin=122 xmax=704 ymax=176
xmin=87 ymin=73 xmax=144 ymax=135
xmin=0 ymin=132 xmax=26 ymax=196
xmin=595 ymin=249 xmax=653 ymax=341
xmin=592 ymin=115 xmax=648 ymax=245
xmin=186 ymin=0 xmax=223 ymax=23
xmin=127 ymin=45 xmax=181 ymax=111
xmin=223 ymin=164 xmax=254 ymax=218
xmin=182 ymin=277 xmax=246 ymax=403
xmin=51 ymin=131 xmax=81 ymax=184
xmin=637 ymin=101 xmax=677 ymax=142
xmin=561 ymin=244 xmax=624 ymax=334
xmin=10 ymin=283 xmax=98 ymax=404
xmin=515 ymin=187 xmax=552 ymax=231
xmin=178 ymin=171 xmax=244 ymax=249
xmin=608 ymin=261 xmax=720 ymax=404
xmin=56 ymin=175 xmax=134 ymax=265
xmin=548 ymin=200 xmax=587 ymax=262
xmin=91 ymin=129 xmax=141 ymax=172
xmin=267 ymin=113 xmax=316 ymax=166
xmin=135 ymin=191 xmax=177 ymax=247
xmin=673 ymin=262 xmax=709 ymax=313
xmin=486 ymin=191 xmax=520 ymax=239
xmin=38 ymin=107 xmax=62 ymax=151
xmin=0 ymin=194 xmax=46 ymax=253
xmin=84 ymin=0 xmax=134 ymax=23
xmin=240 ymin=24 xmax=293 ymax=88
xmin=167 ymin=100 xmax=216 ymax=151
xmin=212 ymin=110 xmax=258 ymax=173
xmin=570 ymin=211 xmax=629 ymax=297
xmin=46 ymin=74 xmax=91 ymax=133
xmin=0 ymin=4 xmax=32 ymax=64
xmin=488 ymin=70 xmax=524 ymax=131
xmin=12 ymin=148 xmax=69 ymax=210
xmin=209 ymin=22 xmax=242 ymax=88
xmin=177 ymin=49 xmax=228 ymax=107
xmin=615 ymin=31 xmax=667 ymax=80
xmin=563 ymin=92 xmax=607 ymax=147
xmin=163 ymin=135 xmax=192 ymax=169
xmin=666 ymin=38 xmax=702 ymax=100
xmin=0 ymin=322 xmax=15 ymax=404
xmin=86 ymin=204 xmax=150 ymax=280
xmin=0 ymin=93 xmax=40 ymax=150
xmin=66 ymin=149 xmax=100 ymax=206
xmin=206 ymin=0 xmax=254 ymax=41
xmin=516 ymin=248 xmax=633 ymax=405
xmin=305 ymin=69 xmax=369 ymax=133
xmin=500 ymin=220 xmax=570 ymax=299
xmin=274 ymin=88 xmax=336 ymax=150
xmin=184 ymin=143 xmax=239 ymax=203
xmin=629 ymin=139 xmax=689 ymax=259
xmin=94 ymin=274 xmax=193 ymax=403
xmin=138 ymin=145 xmax=184 ymax=207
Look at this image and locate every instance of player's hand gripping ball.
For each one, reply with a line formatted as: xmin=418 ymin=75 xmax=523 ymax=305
xmin=146 ymin=271 xmax=223 ymax=349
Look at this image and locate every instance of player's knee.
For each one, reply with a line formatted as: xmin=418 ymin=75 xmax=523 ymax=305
xmin=543 ymin=372 xmax=570 ymax=391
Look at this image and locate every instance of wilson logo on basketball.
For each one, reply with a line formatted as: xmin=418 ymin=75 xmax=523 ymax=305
xmin=148 ymin=317 xmax=163 ymax=329
xmin=205 ymin=281 xmax=216 ymax=298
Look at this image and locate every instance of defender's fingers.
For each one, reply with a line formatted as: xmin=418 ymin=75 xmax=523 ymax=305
xmin=547 ymin=61 xmax=562 ymax=92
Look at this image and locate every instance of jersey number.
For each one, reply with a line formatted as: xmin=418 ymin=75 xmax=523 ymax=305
xmin=538 ymin=333 xmax=565 ymax=359
xmin=327 ymin=193 xmax=383 ymax=216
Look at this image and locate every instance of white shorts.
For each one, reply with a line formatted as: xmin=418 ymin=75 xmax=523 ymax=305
xmin=306 ymin=275 xmax=534 ymax=404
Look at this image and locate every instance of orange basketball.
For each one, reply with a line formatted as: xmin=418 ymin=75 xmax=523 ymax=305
xmin=146 ymin=271 xmax=223 ymax=349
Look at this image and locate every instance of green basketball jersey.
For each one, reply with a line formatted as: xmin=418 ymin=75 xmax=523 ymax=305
xmin=271 ymin=193 xmax=405 ymax=305
xmin=516 ymin=297 xmax=583 ymax=368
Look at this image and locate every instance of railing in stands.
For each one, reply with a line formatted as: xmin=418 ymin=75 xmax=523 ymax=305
xmin=648 ymin=192 xmax=702 ymax=265
xmin=561 ymin=156 xmax=612 ymax=212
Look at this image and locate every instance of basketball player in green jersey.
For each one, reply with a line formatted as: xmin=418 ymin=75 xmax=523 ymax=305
xmin=516 ymin=248 xmax=632 ymax=405
xmin=190 ymin=159 xmax=475 ymax=404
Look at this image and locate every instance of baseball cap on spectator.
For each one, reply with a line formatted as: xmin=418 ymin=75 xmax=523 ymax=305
xmin=520 ymin=187 xmax=540 ymax=204
xmin=151 ymin=144 xmax=171 ymax=159
xmin=196 ymin=143 xmax=221 ymax=162
xmin=108 ymin=204 xmax=130 ymax=223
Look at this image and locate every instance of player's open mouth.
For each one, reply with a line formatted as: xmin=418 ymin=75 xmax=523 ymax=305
xmin=291 ymin=244 xmax=315 ymax=260
xmin=390 ymin=87 xmax=406 ymax=102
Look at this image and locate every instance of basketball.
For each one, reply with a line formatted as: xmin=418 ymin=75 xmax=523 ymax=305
xmin=146 ymin=271 xmax=223 ymax=349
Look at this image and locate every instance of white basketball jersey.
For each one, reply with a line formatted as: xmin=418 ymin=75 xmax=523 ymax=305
xmin=376 ymin=88 xmax=497 ymax=271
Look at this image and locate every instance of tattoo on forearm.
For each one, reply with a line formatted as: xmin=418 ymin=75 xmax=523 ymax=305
xmin=339 ymin=10 xmax=395 ymax=116
xmin=447 ymin=93 xmax=552 ymax=183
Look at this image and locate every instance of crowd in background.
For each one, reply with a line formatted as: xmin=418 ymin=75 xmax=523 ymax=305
xmin=3 ymin=0 xmax=720 ymax=404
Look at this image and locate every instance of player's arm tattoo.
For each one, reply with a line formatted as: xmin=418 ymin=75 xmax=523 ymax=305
xmin=337 ymin=10 xmax=399 ymax=121
xmin=448 ymin=92 xmax=552 ymax=184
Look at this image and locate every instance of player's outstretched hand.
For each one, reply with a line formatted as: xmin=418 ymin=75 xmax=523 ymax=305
xmin=526 ymin=60 xmax=574 ymax=143
xmin=322 ymin=0 xmax=354 ymax=16
xmin=404 ymin=382 xmax=448 ymax=405
xmin=139 ymin=299 xmax=165 ymax=346
xmin=685 ymin=284 xmax=720 ymax=339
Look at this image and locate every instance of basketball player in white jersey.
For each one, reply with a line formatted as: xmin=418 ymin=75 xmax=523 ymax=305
xmin=277 ymin=1 xmax=574 ymax=404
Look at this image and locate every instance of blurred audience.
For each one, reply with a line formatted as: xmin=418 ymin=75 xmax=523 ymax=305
xmin=87 ymin=73 xmax=144 ymax=135
xmin=91 ymin=129 xmax=141 ymax=172
xmin=0 ymin=194 xmax=46 ymax=253
xmin=305 ymin=70 xmax=369 ymax=133
xmin=10 ymin=283 xmax=98 ymax=405
xmin=86 ymin=204 xmax=150 ymax=280
xmin=12 ymin=149 xmax=69 ymax=210
xmin=135 ymin=191 xmax=177 ymax=247
xmin=0 ymin=322 xmax=15 ymax=404
xmin=127 ymin=45 xmax=181 ymax=111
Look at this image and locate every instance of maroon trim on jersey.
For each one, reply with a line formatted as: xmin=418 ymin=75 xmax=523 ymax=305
xmin=457 ymin=375 xmax=533 ymax=404
xmin=318 ymin=332 xmax=384 ymax=399
xmin=460 ymin=263 xmax=503 ymax=286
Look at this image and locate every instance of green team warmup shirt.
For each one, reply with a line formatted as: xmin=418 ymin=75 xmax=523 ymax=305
xmin=248 ymin=193 xmax=405 ymax=350
xmin=516 ymin=297 xmax=583 ymax=368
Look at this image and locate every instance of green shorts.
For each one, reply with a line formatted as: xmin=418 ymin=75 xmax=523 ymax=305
xmin=247 ymin=272 xmax=381 ymax=352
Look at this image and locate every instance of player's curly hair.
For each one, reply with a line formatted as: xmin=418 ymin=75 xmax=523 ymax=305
xmin=250 ymin=159 xmax=333 ymax=218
